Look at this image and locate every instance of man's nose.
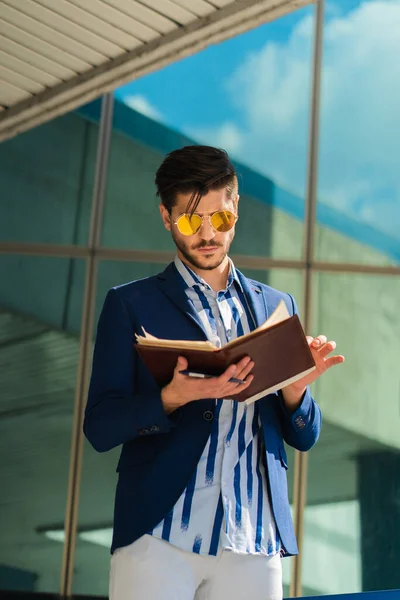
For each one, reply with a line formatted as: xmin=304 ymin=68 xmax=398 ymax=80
xmin=198 ymin=217 xmax=215 ymax=241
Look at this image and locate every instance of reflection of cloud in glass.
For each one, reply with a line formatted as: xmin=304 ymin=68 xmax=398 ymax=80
xmin=123 ymin=94 xmax=163 ymax=122
xmin=186 ymin=122 xmax=242 ymax=154
xmin=188 ymin=1 xmax=400 ymax=237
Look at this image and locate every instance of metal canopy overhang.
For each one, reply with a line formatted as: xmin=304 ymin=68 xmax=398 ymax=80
xmin=0 ymin=0 xmax=312 ymax=142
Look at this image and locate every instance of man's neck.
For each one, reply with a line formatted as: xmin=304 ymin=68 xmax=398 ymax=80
xmin=179 ymin=255 xmax=231 ymax=292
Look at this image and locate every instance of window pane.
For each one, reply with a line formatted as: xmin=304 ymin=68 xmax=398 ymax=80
xmin=316 ymin=0 xmax=400 ymax=266
xmin=97 ymin=5 xmax=315 ymax=259
xmin=302 ymin=272 xmax=400 ymax=594
xmin=0 ymin=104 xmax=100 ymax=246
xmin=0 ymin=255 xmax=84 ymax=593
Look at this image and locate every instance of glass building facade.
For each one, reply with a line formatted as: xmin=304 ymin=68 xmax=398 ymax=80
xmin=0 ymin=0 xmax=399 ymax=597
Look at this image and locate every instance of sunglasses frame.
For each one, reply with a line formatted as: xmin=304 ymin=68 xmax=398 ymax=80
xmin=173 ymin=210 xmax=238 ymax=236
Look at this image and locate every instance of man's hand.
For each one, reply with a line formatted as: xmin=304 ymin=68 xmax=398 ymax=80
xmin=282 ymin=335 xmax=345 ymax=411
xmin=161 ymin=356 xmax=255 ymax=415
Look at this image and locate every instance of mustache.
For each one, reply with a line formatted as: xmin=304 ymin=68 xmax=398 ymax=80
xmin=193 ymin=241 xmax=223 ymax=250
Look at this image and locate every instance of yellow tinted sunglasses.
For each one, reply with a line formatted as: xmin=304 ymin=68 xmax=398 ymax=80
xmin=174 ymin=210 xmax=237 ymax=236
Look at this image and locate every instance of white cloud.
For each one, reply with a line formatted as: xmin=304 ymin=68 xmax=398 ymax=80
xmin=188 ymin=1 xmax=400 ymax=238
xmin=123 ymin=94 xmax=163 ymax=122
xmin=187 ymin=121 xmax=242 ymax=154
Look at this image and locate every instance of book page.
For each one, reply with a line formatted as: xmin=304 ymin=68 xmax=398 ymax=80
xmin=243 ymin=366 xmax=316 ymax=405
xmin=135 ymin=300 xmax=290 ymax=352
xmin=135 ymin=329 xmax=218 ymax=352
xmin=255 ymin=299 xmax=290 ymax=331
xmin=223 ymin=299 xmax=290 ymax=349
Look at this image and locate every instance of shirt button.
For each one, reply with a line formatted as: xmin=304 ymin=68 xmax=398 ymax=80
xmin=203 ymin=410 xmax=214 ymax=421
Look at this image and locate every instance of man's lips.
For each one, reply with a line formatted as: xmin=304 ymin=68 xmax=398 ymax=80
xmin=195 ymin=246 xmax=219 ymax=252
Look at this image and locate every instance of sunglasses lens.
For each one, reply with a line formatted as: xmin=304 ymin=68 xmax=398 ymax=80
xmin=211 ymin=210 xmax=236 ymax=232
xmin=176 ymin=214 xmax=203 ymax=236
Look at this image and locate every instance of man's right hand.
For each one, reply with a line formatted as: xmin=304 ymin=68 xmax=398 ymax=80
xmin=161 ymin=356 xmax=254 ymax=415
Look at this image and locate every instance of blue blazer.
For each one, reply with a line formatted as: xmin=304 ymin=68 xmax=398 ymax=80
xmin=84 ymin=262 xmax=321 ymax=556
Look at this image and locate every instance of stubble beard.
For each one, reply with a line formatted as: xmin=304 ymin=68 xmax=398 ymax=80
xmin=171 ymin=229 xmax=234 ymax=271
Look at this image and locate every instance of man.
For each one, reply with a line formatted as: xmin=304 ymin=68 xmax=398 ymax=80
xmin=84 ymin=145 xmax=344 ymax=600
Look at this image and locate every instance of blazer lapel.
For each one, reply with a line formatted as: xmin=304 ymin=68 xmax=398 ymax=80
xmin=236 ymin=270 xmax=268 ymax=329
xmin=156 ymin=263 xmax=208 ymax=338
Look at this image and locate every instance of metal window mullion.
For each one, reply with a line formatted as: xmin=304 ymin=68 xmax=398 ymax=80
xmin=290 ymin=0 xmax=325 ymax=596
xmin=0 ymin=243 xmax=399 ymax=275
xmin=60 ymin=93 xmax=114 ymax=598
xmin=0 ymin=242 xmax=90 ymax=257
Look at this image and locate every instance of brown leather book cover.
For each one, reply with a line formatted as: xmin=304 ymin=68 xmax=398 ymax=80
xmin=135 ymin=314 xmax=315 ymax=404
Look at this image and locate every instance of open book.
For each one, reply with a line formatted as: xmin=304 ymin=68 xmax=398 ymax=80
xmin=135 ymin=300 xmax=315 ymax=405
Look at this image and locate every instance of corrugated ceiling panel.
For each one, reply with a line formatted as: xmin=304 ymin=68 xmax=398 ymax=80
xmin=0 ymin=4 xmax=108 ymax=65
xmin=67 ymin=0 xmax=161 ymax=42
xmin=0 ymin=80 xmax=31 ymax=104
xmin=139 ymin=0 xmax=197 ymax=25
xmin=0 ymin=63 xmax=45 ymax=94
xmin=207 ymin=0 xmax=233 ymax=6
xmin=103 ymin=0 xmax=177 ymax=34
xmin=0 ymin=49 xmax=61 ymax=87
xmin=0 ymin=36 xmax=68 ymax=82
xmin=33 ymin=0 xmax=149 ymax=47
xmin=2 ymin=0 xmax=127 ymax=57
xmin=172 ymin=0 xmax=217 ymax=17
xmin=0 ymin=20 xmax=91 ymax=73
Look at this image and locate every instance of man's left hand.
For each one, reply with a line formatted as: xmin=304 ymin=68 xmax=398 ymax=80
xmin=282 ymin=335 xmax=345 ymax=411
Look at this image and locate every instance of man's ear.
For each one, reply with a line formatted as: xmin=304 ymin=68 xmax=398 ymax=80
xmin=159 ymin=203 xmax=172 ymax=231
xmin=234 ymin=194 xmax=240 ymax=211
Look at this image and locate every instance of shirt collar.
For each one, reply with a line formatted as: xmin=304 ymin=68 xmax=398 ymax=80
xmin=174 ymin=255 xmax=243 ymax=293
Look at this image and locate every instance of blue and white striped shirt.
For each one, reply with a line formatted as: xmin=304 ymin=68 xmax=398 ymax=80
xmin=150 ymin=257 xmax=280 ymax=557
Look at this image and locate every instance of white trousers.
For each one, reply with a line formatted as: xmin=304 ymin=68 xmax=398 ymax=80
xmin=110 ymin=534 xmax=283 ymax=600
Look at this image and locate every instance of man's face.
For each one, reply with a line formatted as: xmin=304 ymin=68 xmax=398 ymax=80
xmin=160 ymin=188 xmax=238 ymax=271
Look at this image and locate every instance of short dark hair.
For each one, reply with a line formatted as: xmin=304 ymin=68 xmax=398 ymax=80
xmin=155 ymin=145 xmax=238 ymax=213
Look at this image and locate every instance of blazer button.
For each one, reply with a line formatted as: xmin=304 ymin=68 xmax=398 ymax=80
xmin=203 ymin=410 xmax=214 ymax=422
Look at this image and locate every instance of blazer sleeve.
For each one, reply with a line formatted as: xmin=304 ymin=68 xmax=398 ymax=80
xmin=278 ymin=293 xmax=322 ymax=452
xmin=83 ymin=288 xmax=177 ymax=453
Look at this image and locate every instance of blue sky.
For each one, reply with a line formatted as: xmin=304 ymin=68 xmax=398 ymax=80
xmin=116 ymin=6 xmax=312 ymax=129
xmin=115 ymin=0 xmax=400 ymax=240
xmin=115 ymin=4 xmax=314 ymax=136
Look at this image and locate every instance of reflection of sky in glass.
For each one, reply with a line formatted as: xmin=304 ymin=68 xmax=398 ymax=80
xmin=115 ymin=0 xmax=400 ymax=239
